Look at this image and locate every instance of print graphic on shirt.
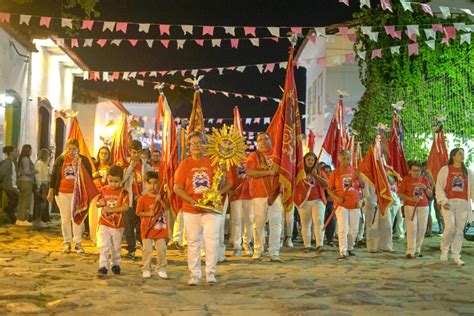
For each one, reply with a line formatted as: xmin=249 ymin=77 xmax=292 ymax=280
xmin=342 ymin=175 xmax=353 ymax=191
xmin=237 ymin=166 xmax=246 ymax=178
xmin=451 ymin=175 xmax=464 ymax=192
xmin=98 ymin=168 xmax=107 ymax=182
xmin=192 ymin=171 xmax=210 ymax=194
xmin=134 ymin=170 xmax=142 ymax=183
xmin=265 ymin=156 xmax=273 ymax=168
xmin=413 ymin=184 xmax=424 ymax=198
xmin=64 ymin=164 xmax=76 ymax=179
xmin=106 ymin=199 xmax=118 ymax=208
xmin=305 ymin=174 xmax=316 ymax=186
xmin=153 ymin=211 xmax=167 ymax=230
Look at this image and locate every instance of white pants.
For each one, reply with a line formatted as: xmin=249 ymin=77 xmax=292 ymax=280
xmin=230 ymin=200 xmax=254 ymax=251
xmin=98 ymin=225 xmax=123 ymax=269
xmin=142 ymin=238 xmax=167 ymax=272
xmin=335 ymin=207 xmax=360 ymax=256
xmin=379 ymin=207 xmax=395 ymax=251
xmin=172 ymin=211 xmax=187 ymax=246
xmin=283 ymin=207 xmax=295 ymax=239
xmin=218 ymin=197 xmax=229 ymax=261
xmin=297 ymin=199 xmax=325 ymax=248
xmin=393 ymin=204 xmax=405 ymax=238
xmin=252 ymin=195 xmax=283 ymax=257
xmin=56 ymin=193 xmax=84 ymax=244
xmin=365 ymin=206 xmax=393 ymax=252
xmin=441 ymin=199 xmax=470 ymax=260
xmin=183 ymin=212 xmax=221 ymax=278
xmin=404 ymin=206 xmax=429 ymax=255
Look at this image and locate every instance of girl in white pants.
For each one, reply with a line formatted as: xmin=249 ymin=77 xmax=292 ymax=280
xmin=295 ymin=153 xmax=328 ymax=252
xmin=435 ymin=148 xmax=474 ymax=266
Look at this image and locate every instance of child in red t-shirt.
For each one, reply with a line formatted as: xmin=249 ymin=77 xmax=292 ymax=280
xmin=96 ymin=165 xmax=130 ymax=277
xmin=136 ymin=171 xmax=170 ymax=279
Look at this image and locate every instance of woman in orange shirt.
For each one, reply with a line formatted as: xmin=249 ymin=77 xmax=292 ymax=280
xmin=174 ymin=131 xmax=232 ymax=286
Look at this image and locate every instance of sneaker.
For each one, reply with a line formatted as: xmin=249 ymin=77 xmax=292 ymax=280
xmin=285 ymin=237 xmax=294 ymax=248
xmin=233 ymin=249 xmax=242 ymax=257
xmin=188 ymin=275 xmax=200 ymax=286
xmin=453 ymin=258 xmax=465 ymax=266
xmin=415 ymin=252 xmax=423 ymax=258
xmin=63 ymin=243 xmax=71 ymax=254
xmin=167 ymin=241 xmax=181 ymax=250
xmin=142 ymin=270 xmax=151 ymax=279
xmin=440 ymin=251 xmax=448 ymax=263
xmin=206 ymin=273 xmax=217 ymax=284
xmin=270 ymin=256 xmax=284 ymax=263
xmin=111 ymin=265 xmax=121 ymax=275
xmin=327 ymin=241 xmax=335 ymax=247
xmin=348 ymin=250 xmax=356 ymax=256
xmin=303 ymin=247 xmax=311 ymax=253
xmin=252 ymin=253 xmax=262 ymax=261
xmin=97 ymin=267 xmax=108 ymax=277
xmin=125 ymin=251 xmax=136 ymax=260
xmin=157 ymin=268 xmax=168 ymax=279
xmin=316 ymin=246 xmax=324 ymax=253
xmin=16 ymin=220 xmax=33 ymax=227
xmin=34 ymin=221 xmax=47 ymax=228
xmin=337 ymin=255 xmax=348 ymax=260
xmin=74 ymin=244 xmax=85 ymax=254
xmin=406 ymin=254 xmax=415 ymax=259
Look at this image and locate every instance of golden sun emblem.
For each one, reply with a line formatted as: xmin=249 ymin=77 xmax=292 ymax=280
xmin=204 ymin=124 xmax=247 ymax=171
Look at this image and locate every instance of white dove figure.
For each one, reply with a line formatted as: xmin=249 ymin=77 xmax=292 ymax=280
xmin=184 ymin=75 xmax=204 ymax=90
xmin=337 ymin=89 xmax=349 ymax=98
xmin=391 ymin=100 xmax=405 ymax=112
xmin=375 ymin=123 xmax=389 ymax=132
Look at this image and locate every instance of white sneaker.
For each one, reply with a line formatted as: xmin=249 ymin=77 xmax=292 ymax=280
xmin=453 ymin=258 xmax=465 ymax=266
xmin=286 ymin=238 xmax=294 ymax=248
xmin=34 ymin=221 xmax=47 ymax=228
xmin=16 ymin=220 xmax=33 ymax=227
xmin=142 ymin=270 xmax=151 ymax=279
xmin=206 ymin=273 xmax=217 ymax=284
xmin=440 ymin=251 xmax=448 ymax=262
xmin=188 ymin=275 xmax=200 ymax=286
xmin=157 ymin=268 xmax=168 ymax=279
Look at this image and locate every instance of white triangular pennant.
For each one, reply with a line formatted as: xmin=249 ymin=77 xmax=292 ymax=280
xmin=332 ymin=55 xmax=344 ymax=65
xmin=236 ymin=66 xmax=246 ymax=72
xmin=191 ymin=69 xmax=198 ymax=77
xmin=149 ymin=71 xmax=157 ymax=77
xmin=83 ymin=71 xmax=89 ymax=80
xmin=400 ymin=0 xmax=413 ymax=12
xmin=176 ymin=39 xmax=185 ymax=49
xmin=460 ymin=33 xmax=471 ymax=45
xmin=224 ymin=26 xmax=235 ymax=36
xmin=19 ymin=15 xmax=31 ymax=25
xmin=424 ymin=28 xmax=435 ymax=40
xmin=439 ymin=6 xmax=450 ymax=19
xmin=315 ymin=27 xmax=326 ymax=36
xmin=279 ymin=62 xmax=288 ymax=69
xmin=129 ymin=72 xmax=137 ymax=78
xmin=357 ymin=51 xmax=367 ymax=60
xmin=56 ymin=38 xmax=65 ymax=47
xmin=168 ymin=70 xmax=177 ymax=75
xmin=360 ymin=0 xmax=371 ymax=8
xmin=138 ymin=23 xmax=150 ymax=33
xmin=61 ymin=18 xmax=73 ymax=29
xmin=211 ymin=39 xmax=221 ymax=47
xmin=123 ymin=72 xmax=129 ymax=80
xmin=368 ymin=32 xmax=379 ymax=42
xmin=102 ymin=21 xmax=115 ymax=32
xmin=453 ymin=23 xmax=466 ymax=32
xmin=102 ymin=72 xmax=109 ymax=82
xmin=425 ymin=40 xmax=435 ymax=50
xmin=249 ymin=38 xmax=260 ymax=46
xmin=218 ymin=67 xmax=224 ymax=75
xmin=84 ymin=39 xmax=93 ymax=47
xmin=146 ymin=39 xmax=154 ymax=48
xmin=390 ymin=46 xmax=400 ymax=54
xmin=136 ymin=80 xmax=144 ymax=86
xmin=460 ymin=9 xmax=474 ymax=17
xmin=407 ymin=25 xmax=420 ymax=36
xmin=361 ymin=26 xmax=372 ymax=35
xmin=181 ymin=25 xmax=193 ymax=35
xmin=111 ymin=39 xmax=122 ymax=46
xmin=268 ymin=27 xmax=280 ymax=37
xmin=256 ymin=64 xmax=264 ymax=73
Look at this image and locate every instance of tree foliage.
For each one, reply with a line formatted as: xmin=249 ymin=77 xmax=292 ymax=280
xmin=351 ymin=2 xmax=473 ymax=165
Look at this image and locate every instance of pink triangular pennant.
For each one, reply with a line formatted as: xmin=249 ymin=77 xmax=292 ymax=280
xmin=129 ymin=39 xmax=138 ymax=46
xmin=235 ymin=93 xmax=243 ymax=98
xmin=195 ymin=39 xmax=204 ymax=46
xmin=39 ymin=16 xmax=52 ymax=28
xmin=432 ymin=24 xmax=443 ymax=32
xmin=441 ymin=26 xmax=456 ymax=44
xmin=291 ymin=26 xmax=303 ymax=35
xmin=226 ymin=66 xmax=236 ymax=71
xmin=169 ymin=84 xmax=175 ymax=90
xmin=392 ymin=31 xmax=402 ymax=39
xmin=112 ymin=72 xmax=120 ymax=80
xmin=209 ymin=90 xmax=217 ymax=94
xmin=420 ymin=3 xmax=433 ymax=16
xmin=244 ymin=26 xmax=256 ymax=37
xmin=202 ymin=68 xmax=213 ymax=73
xmin=380 ymin=0 xmax=393 ymax=12
xmin=371 ymin=49 xmax=382 ymax=59
xmin=408 ymin=43 xmax=419 ymax=56
xmin=160 ymin=39 xmax=169 ymax=48
xmin=259 ymin=96 xmax=268 ymax=102
xmin=347 ymin=34 xmax=357 ymax=42
xmin=216 ymin=118 xmax=224 ymax=124
xmin=139 ymin=71 xmax=147 ymax=77
xmin=230 ymin=38 xmax=239 ymax=49
xmin=384 ymin=25 xmax=395 ymax=36
xmin=159 ymin=70 xmax=167 ymax=76
xmin=71 ymin=38 xmax=79 ymax=48
xmin=159 ymin=24 xmax=170 ymax=35
xmin=116 ymin=22 xmax=128 ymax=33
xmin=345 ymin=53 xmax=355 ymax=64
xmin=264 ymin=63 xmax=275 ymax=73
xmin=338 ymin=26 xmax=349 ymax=37
xmin=405 ymin=30 xmax=417 ymax=42
xmin=96 ymin=39 xmax=107 ymax=47
xmin=0 ymin=12 xmax=11 ymax=23
xmin=82 ymin=20 xmax=94 ymax=30
xmin=254 ymin=117 xmax=261 ymax=123
xmin=339 ymin=0 xmax=350 ymax=6
xmin=202 ymin=26 xmax=214 ymax=36
xmin=181 ymin=70 xmax=187 ymax=77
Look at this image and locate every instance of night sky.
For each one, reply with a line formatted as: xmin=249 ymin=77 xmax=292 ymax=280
xmin=2 ymin=0 xmax=361 ymax=132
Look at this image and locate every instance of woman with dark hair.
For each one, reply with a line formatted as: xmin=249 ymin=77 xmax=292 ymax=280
xmin=295 ymin=152 xmax=327 ymax=253
xmin=436 ymin=148 xmax=474 ymax=266
xmin=94 ymin=146 xmax=112 ymax=187
xmin=33 ymin=148 xmax=51 ymax=227
xmin=17 ymin=144 xmax=36 ymax=226
xmin=48 ymin=139 xmax=93 ymax=253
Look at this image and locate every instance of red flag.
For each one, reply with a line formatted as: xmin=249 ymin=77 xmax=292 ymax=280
xmin=359 ymin=134 xmax=393 ymax=216
xmin=110 ymin=114 xmax=130 ymax=167
xmin=266 ymin=48 xmax=305 ymax=212
xmin=427 ymin=125 xmax=448 ymax=183
xmin=67 ymin=118 xmax=96 ymax=173
xmin=307 ymin=129 xmax=315 ymax=152
xmin=387 ymin=113 xmax=409 ymax=177
xmin=233 ymin=105 xmax=244 ymax=135
xmin=72 ymin=159 xmax=100 ymax=224
xmin=186 ymin=90 xmax=205 ymax=134
xmin=321 ymin=98 xmax=345 ymax=167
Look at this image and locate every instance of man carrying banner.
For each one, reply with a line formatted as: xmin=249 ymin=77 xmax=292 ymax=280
xmin=246 ymin=132 xmax=283 ymax=262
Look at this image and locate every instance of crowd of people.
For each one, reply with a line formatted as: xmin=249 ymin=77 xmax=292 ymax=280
xmin=0 ymin=131 xmax=472 ymax=286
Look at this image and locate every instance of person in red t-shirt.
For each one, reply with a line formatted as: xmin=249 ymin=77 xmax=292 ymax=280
xmin=174 ymin=131 xmax=232 ymax=286
xmin=246 ymin=132 xmax=283 ymax=262
xmin=136 ymin=171 xmax=170 ymax=279
xmin=296 ymin=153 xmax=327 ymax=253
xmin=93 ymin=146 xmax=112 ymax=188
xmin=436 ymin=148 xmax=474 ymax=266
xmin=327 ymin=150 xmax=362 ymax=259
xmin=95 ymin=165 xmax=129 ymax=277
xmin=398 ymin=161 xmax=433 ymax=259
xmin=122 ymin=140 xmax=154 ymax=260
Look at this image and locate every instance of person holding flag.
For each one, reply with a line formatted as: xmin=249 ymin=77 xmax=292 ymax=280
xmin=398 ymin=161 xmax=433 ymax=259
xmin=327 ymin=150 xmax=363 ymax=259
xmin=436 ymin=148 xmax=474 ymax=266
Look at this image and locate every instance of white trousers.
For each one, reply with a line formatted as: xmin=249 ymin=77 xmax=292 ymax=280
xmin=230 ymin=199 xmax=254 ymax=250
xmin=252 ymin=195 xmax=283 ymax=257
xmin=172 ymin=211 xmax=187 ymax=246
xmin=218 ymin=197 xmax=229 ymax=260
xmin=365 ymin=206 xmax=393 ymax=252
xmin=297 ymin=199 xmax=325 ymax=248
xmin=393 ymin=204 xmax=405 ymax=238
xmin=404 ymin=206 xmax=429 ymax=255
xmin=283 ymin=207 xmax=295 ymax=239
xmin=56 ymin=193 xmax=84 ymax=244
xmin=183 ymin=212 xmax=221 ymax=278
xmin=335 ymin=207 xmax=360 ymax=256
xmin=98 ymin=225 xmax=123 ymax=269
xmin=142 ymin=238 xmax=167 ymax=272
xmin=441 ymin=199 xmax=470 ymax=260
